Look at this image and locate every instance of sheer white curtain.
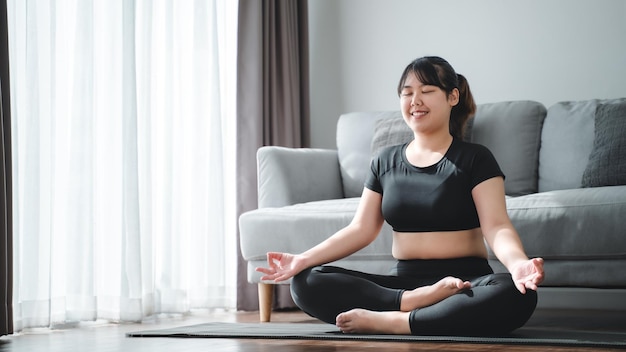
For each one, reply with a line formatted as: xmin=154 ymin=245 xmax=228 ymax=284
xmin=8 ymin=0 xmax=238 ymax=331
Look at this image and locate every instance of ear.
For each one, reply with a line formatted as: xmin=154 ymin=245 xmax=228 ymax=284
xmin=448 ymin=88 xmax=460 ymax=106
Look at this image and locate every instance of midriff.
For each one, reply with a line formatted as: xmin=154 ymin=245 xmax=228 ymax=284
xmin=392 ymin=228 xmax=488 ymax=260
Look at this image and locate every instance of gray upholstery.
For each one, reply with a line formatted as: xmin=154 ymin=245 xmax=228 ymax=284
xmin=581 ymin=100 xmax=626 ymax=187
xmin=490 ymin=186 xmax=626 ymax=287
xmin=257 ymin=147 xmax=344 ymax=208
xmin=471 ymin=101 xmax=546 ymax=196
xmin=538 ymin=98 xmax=626 ymax=192
xmin=337 ymin=111 xmax=400 ymax=198
xmin=240 ymin=198 xmax=395 ymax=284
xmin=370 ymin=113 xmax=412 ymax=157
xmin=239 ymin=99 xmax=626 ymax=313
xmin=538 ymin=100 xmax=598 ymax=192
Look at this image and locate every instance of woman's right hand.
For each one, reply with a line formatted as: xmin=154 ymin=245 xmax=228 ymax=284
xmin=256 ymin=252 xmax=306 ymax=282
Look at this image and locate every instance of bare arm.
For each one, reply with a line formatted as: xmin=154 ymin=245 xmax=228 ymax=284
xmin=472 ymin=177 xmax=544 ymax=292
xmin=257 ymin=188 xmax=385 ymax=282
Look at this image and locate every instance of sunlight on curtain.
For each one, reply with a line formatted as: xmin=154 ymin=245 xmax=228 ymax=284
xmin=7 ymin=0 xmax=238 ymax=331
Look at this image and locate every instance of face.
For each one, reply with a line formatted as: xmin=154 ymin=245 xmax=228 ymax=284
xmin=399 ymin=72 xmax=459 ymax=135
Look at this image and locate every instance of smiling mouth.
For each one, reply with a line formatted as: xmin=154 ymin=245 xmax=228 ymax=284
xmin=411 ymin=111 xmax=428 ymax=117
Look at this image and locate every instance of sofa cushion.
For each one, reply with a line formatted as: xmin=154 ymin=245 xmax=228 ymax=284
xmin=370 ymin=114 xmax=475 ymax=158
xmin=239 ymin=197 xmax=394 ymax=263
xmin=501 ymin=186 xmax=626 ymax=259
xmin=339 ymin=102 xmax=545 ymax=198
xmin=337 ymin=111 xmax=400 ymax=198
xmin=581 ymin=101 xmax=626 ymax=187
xmin=370 ymin=113 xmax=411 ymax=157
xmin=539 ymin=98 xmax=626 ymax=192
xmin=493 ymin=186 xmax=626 ymax=287
xmin=240 ymin=197 xmax=396 ymax=283
xmin=471 ymin=101 xmax=546 ymax=196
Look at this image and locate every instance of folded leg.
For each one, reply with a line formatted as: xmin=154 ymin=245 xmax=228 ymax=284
xmin=290 ymin=266 xmax=410 ymax=324
xmin=408 ymin=273 xmax=537 ymax=336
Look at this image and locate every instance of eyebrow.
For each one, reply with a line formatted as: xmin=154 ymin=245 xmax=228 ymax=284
xmin=402 ymin=84 xmax=431 ymax=90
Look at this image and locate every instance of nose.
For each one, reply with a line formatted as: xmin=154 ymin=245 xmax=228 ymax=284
xmin=411 ymin=95 xmax=422 ymax=106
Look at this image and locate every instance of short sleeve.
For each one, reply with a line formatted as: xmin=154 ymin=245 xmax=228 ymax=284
xmin=364 ymin=158 xmax=383 ymax=194
xmin=470 ymin=145 xmax=505 ymax=188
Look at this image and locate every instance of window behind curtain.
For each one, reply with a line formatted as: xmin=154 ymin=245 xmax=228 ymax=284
xmin=8 ymin=0 xmax=238 ymax=331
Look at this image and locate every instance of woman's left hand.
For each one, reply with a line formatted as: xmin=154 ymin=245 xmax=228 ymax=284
xmin=511 ymin=257 xmax=544 ymax=294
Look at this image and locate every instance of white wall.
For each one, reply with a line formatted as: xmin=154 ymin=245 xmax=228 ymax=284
xmin=308 ymin=0 xmax=626 ymax=149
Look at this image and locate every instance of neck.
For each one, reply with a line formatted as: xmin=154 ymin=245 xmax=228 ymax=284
xmin=412 ymin=131 xmax=453 ymax=152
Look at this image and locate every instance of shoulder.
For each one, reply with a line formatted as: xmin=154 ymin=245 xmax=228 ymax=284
xmin=448 ymin=138 xmax=496 ymax=161
xmin=448 ymin=138 xmax=505 ymax=184
xmin=372 ymin=142 xmax=406 ymax=163
xmin=452 ymin=138 xmax=492 ymax=154
xmin=370 ymin=142 xmax=406 ymax=175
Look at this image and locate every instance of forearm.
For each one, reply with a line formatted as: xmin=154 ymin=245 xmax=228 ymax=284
xmin=489 ymin=227 xmax=529 ymax=271
xmin=300 ymin=224 xmax=378 ymax=268
xmin=298 ymin=188 xmax=383 ymax=269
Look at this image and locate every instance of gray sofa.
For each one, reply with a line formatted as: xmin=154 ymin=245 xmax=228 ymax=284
xmin=239 ymin=99 xmax=626 ymax=322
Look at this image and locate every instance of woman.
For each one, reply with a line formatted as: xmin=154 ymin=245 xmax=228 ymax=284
xmin=257 ymin=56 xmax=544 ymax=336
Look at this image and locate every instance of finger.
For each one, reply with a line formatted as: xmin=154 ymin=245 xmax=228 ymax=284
xmin=260 ymin=272 xmax=281 ymax=282
xmin=273 ymin=276 xmax=287 ymax=283
xmin=255 ymin=267 xmax=274 ymax=275
xmin=527 ymin=272 xmax=543 ymax=286
xmin=267 ymin=252 xmax=284 ymax=263
xmin=274 ymin=272 xmax=293 ymax=282
xmin=259 ymin=274 xmax=274 ymax=281
xmin=515 ymin=281 xmax=527 ymax=294
xmin=534 ymin=273 xmax=545 ymax=285
xmin=459 ymin=280 xmax=471 ymax=289
xmin=525 ymin=281 xmax=538 ymax=291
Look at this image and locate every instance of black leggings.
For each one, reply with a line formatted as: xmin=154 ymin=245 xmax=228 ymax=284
xmin=290 ymin=257 xmax=537 ymax=336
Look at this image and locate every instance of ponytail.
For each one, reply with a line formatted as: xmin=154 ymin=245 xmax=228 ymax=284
xmin=450 ymin=73 xmax=476 ymax=140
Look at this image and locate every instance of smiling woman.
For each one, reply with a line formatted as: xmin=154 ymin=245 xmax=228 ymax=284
xmin=7 ymin=0 xmax=238 ymax=331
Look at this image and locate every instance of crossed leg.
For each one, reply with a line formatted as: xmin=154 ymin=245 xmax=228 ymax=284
xmin=336 ymin=276 xmax=470 ymax=334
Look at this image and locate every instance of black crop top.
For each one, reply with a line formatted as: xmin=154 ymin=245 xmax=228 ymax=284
xmin=364 ymin=138 xmax=505 ymax=232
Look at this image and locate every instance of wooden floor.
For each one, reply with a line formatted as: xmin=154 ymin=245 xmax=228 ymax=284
xmin=0 ymin=309 xmax=623 ymax=352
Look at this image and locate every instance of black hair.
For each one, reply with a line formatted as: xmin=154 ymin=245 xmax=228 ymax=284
xmin=397 ymin=56 xmax=476 ymax=139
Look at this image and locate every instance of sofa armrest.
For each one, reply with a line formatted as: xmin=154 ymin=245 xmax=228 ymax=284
xmin=257 ymin=146 xmax=344 ymax=208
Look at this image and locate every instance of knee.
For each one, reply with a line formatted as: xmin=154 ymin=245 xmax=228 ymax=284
xmin=289 ymin=267 xmax=337 ymax=324
xmin=495 ymin=273 xmax=538 ymax=307
xmin=291 ymin=266 xmax=338 ymax=296
xmin=493 ymin=274 xmax=538 ymax=331
xmin=520 ymin=286 xmax=538 ymax=312
xmin=475 ymin=273 xmax=538 ymax=315
xmin=290 ymin=267 xmax=322 ymax=309
xmin=290 ymin=267 xmax=312 ymax=298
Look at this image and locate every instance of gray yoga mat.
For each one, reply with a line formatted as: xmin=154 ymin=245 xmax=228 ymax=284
xmin=127 ymin=321 xmax=626 ymax=348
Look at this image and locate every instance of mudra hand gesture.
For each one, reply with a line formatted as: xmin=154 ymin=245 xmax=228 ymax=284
xmin=511 ymin=257 xmax=544 ymax=294
xmin=256 ymin=252 xmax=305 ymax=283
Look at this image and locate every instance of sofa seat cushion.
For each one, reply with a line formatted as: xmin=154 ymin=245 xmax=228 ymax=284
xmin=501 ymin=186 xmax=626 ymax=259
xmin=239 ymin=198 xmax=395 ymax=282
xmin=486 ymin=185 xmax=626 ymax=288
xmin=489 ymin=259 xmax=626 ymax=287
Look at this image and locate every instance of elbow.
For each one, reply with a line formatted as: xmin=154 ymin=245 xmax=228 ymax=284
xmin=349 ymin=220 xmax=384 ymax=247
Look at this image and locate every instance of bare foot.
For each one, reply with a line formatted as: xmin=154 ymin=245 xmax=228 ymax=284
xmin=336 ymin=309 xmax=411 ymax=334
xmin=400 ymin=276 xmax=471 ymax=311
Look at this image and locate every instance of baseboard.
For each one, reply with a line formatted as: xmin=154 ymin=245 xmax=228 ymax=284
xmin=537 ymin=287 xmax=626 ymax=311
